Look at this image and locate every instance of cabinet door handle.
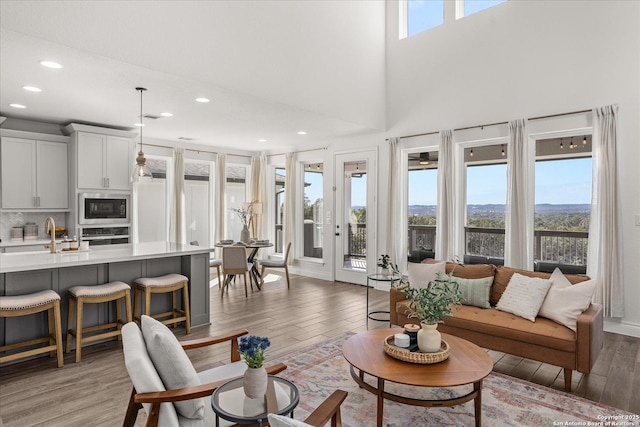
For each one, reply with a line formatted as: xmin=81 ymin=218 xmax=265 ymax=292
xmin=107 ymin=177 xmax=110 ymax=188
xmin=33 ymin=196 xmax=37 ymax=207
xmin=37 ymin=196 xmax=40 ymax=207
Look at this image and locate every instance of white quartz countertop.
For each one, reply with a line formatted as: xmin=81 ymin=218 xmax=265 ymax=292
xmin=0 ymin=242 xmax=213 ymax=273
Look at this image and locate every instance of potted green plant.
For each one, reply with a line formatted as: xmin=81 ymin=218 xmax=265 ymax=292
xmin=238 ymin=335 xmax=271 ymax=398
xmin=405 ymin=273 xmax=463 ymax=353
xmin=377 ymin=254 xmax=391 ymax=275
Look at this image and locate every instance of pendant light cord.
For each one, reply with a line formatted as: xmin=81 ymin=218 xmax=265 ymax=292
xmin=136 ymin=87 xmax=147 ymax=152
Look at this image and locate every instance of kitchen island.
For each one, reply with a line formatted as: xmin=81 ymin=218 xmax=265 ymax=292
xmin=0 ymin=242 xmax=213 ymax=350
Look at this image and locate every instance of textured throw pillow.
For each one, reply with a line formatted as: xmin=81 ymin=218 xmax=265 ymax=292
xmin=538 ymin=268 xmax=597 ymax=331
xmin=454 ymin=276 xmax=493 ymax=309
xmin=267 ymin=414 xmax=312 ymax=427
xmin=141 ymin=315 xmax=204 ymax=420
xmin=496 ymin=273 xmax=552 ymax=321
xmin=408 ymin=262 xmax=445 ymax=289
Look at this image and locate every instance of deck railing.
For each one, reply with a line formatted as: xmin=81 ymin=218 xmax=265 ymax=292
xmin=347 ymin=223 xmax=367 ymax=258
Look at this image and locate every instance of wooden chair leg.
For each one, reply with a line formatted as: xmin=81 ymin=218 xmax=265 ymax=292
xmin=260 ymin=265 xmax=266 ymax=277
xmin=182 ymin=283 xmax=191 ymax=334
xmin=564 ymin=368 xmax=572 ymax=391
xmin=216 ymin=265 xmax=222 ymax=287
xmin=243 ymin=273 xmax=248 ymax=298
xmin=284 ymin=265 xmax=291 ymax=289
xmin=123 ymin=387 xmax=142 ymax=427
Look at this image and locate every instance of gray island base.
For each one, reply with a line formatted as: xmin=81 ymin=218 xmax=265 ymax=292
xmin=0 ymin=242 xmax=212 ymax=354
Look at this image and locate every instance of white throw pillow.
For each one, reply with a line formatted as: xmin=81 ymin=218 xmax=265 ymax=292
xmin=496 ymin=273 xmax=552 ymax=321
xmin=539 ymin=269 xmax=597 ymax=332
xmin=549 ymin=267 xmax=573 ymax=289
xmin=121 ymin=322 xmax=180 ymax=427
xmin=141 ymin=315 xmax=204 ymax=420
xmin=408 ymin=262 xmax=445 ymax=289
xmin=267 ymin=414 xmax=312 ymax=427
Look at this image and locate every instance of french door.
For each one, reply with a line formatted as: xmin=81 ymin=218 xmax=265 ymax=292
xmin=334 ymin=150 xmax=377 ymax=285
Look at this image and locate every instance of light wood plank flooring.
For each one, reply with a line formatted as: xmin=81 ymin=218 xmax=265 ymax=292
xmin=0 ymin=272 xmax=638 ymax=426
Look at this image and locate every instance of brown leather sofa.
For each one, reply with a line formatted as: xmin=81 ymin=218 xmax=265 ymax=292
xmin=390 ymin=262 xmax=604 ymax=391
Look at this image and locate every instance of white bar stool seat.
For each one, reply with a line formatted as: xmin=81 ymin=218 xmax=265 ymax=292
xmin=133 ymin=273 xmax=190 ymax=334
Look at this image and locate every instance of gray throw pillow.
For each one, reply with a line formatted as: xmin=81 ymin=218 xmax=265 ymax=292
xmin=454 ymin=276 xmax=493 ymax=309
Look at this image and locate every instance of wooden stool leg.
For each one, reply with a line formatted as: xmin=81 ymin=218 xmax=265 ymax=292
xmin=75 ymin=298 xmax=83 ymax=363
xmin=172 ymin=289 xmax=177 ymax=326
xmin=125 ymin=290 xmax=132 ymax=323
xmin=53 ymin=300 xmax=64 ymax=368
xmin=66 ymin=296 xmax=75 ymax=354
xmin=133 ymin=287 xmax=140 ymax=322
xmin=144 ymin=289 xmax=151 ymax=318
xmin=182 ymin=282 xmax=191 ymax=334
xmin=116 ymin=296 xmax=122 ymax=341
xmin=47 ymin=303 xmax=55 ymax=358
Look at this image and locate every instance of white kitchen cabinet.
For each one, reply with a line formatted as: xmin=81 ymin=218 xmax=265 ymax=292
xmin=1 ymin=137 xmax=68 ymax=209
xmin=77 ymin=132 xmax=132 ymax=190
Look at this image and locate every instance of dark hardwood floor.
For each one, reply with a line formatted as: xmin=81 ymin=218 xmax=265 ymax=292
xmin=0 ymin=271 xmax=638 ymax=426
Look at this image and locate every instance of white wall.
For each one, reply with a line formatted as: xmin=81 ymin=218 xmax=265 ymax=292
xmin=383 ymin=0 xmax=640 ymax=335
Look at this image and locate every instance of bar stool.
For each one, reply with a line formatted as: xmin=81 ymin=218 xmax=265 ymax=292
xmin=0 ymin=290 xmax=64 ymax=367
xmin=66 ymin=281 xmax=132 ymax=363
xmin=210 ymin=258 xmax=222 ymax=286
xmin=133 ymin=273 xmax=190 ymax=334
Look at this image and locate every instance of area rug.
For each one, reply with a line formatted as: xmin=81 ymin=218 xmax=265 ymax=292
xmin=271 ymin=332 xmax=638 ymax=427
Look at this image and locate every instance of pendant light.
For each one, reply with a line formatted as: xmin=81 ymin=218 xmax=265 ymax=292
xmin=419 ymin=152 xmax=430 ymax=165
xmin=131 ymin=87 xmax=152 ymax=182
xmin=501 ymin=145 xmax=506 ymax=157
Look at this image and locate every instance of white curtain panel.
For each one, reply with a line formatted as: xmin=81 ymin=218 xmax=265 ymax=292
xmin=170 ymin=148 xmax=186 ymax=244
xmin=215 ymin=153 xmax=226 ymax=243
xmin=588 ymin=104 xmax=624 ymax=318
xmin=387 ymin=137 xmax=404 ymax=268
xmin=435 ymin=130 xmax=455 ymax=262
xmin=505 ymin=119 xmax=533 ymax=270
xmin=284 ymin=153 xmax=296 ymax=265
xmin=250 ymin=155 xmax=268 ymax=239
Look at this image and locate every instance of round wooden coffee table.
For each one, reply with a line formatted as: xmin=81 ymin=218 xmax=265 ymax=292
xmin=342 ymin=328 xmax=493 ymax=427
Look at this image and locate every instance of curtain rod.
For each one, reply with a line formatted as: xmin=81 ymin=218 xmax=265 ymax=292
xmin=141 ymin=142 xmax=252 ymax=158
xmin=267 ymin=146 xmax=328 ymax=157
xmin=390 ymin=108 xmax=592 ymax=141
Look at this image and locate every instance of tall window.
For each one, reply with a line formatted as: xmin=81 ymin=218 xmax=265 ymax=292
xmin=406 ymin=0 xmax=444 ymax=37
xmin=225 ymin=165 xmax=247 ymax=242
xmin=407 ymin=151 xmax=438 ymax=262
xmin=137 ymin=156 xmax=170 ymax=242
xmin=303 ymin=164 xmax=323 ymax=259
xmin=534 ymin=136 xmax=592 ymax=272
xmin=464 ymin=145 xmax=507 ymax=263
xmin=184 ymin=159 xmax=213 ymax=246
xmin=275 ymin=167 xmax=285 ymax=253
xmin=458 ymin=0 xmax=507 ymax=18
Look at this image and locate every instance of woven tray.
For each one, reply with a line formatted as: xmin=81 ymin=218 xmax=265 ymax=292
xmin=383 ymin=335 xmax=451 ymax=364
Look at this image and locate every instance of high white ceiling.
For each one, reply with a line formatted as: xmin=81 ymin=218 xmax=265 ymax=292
xmin=0 ymin=1 xmax=386 ymax=153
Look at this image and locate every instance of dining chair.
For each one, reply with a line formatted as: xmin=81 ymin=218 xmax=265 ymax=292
xmin=221 ymin=246 xmax=253 ymax=298
xmin=190 ymin=241 xmax=222 ymax=286
xmin=259 ymin=242 xmax=292 ymax=289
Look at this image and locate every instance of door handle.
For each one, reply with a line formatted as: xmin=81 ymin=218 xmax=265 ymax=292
xmin=335 ymin=233 xmax=340 ymax=236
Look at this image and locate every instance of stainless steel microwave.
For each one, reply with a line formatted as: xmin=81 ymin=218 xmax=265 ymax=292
xmin=78 ymin=193 xmax=130 ymax=224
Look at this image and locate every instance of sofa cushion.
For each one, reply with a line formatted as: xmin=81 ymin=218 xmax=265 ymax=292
xmin=454 ymin=276 xmax=493 ymax=309
xmin=539 ymin=269 xmax=597 ymax=332
xmin=443 ymin=305 xmax=577 ymax=352
xmin=496 ymin=273 xmax=552 ymax=321
xmin=141 ymin=315 xmax=204 ymax=420
xmin=492 ymin=266 xmax=589 ymax=305
xmin=445 ymin=262 xmax=496 ymax=280
xmin=408 ymin=261 xmax=445 ymax=289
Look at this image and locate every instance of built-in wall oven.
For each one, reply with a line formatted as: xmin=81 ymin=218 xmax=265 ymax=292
xmin=79 ymin=193 xmax=130 ymax=224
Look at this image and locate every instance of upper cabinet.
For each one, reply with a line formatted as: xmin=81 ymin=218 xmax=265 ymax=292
xmin=1 ymin=137 xmax=69 ymax=209
xmin=65 ymin=124 xmax=137 ymax=192
xmin=77 ymin=132 xmax=132 ymax=191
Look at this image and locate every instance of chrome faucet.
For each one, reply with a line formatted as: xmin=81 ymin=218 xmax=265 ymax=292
xmin=45 ymin=217 xmax=56 ymax=253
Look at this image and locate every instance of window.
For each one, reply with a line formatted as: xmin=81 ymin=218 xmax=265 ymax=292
xmin=405 ymin=0 xmax=444 ymax=37
xmin=303 ymin=164 xmax=323 ymax=259
xmin=407 ymin=151 xmax=438 ymax=262
xmin=458 ymin=0 xmax=507 ymax=19
xmin=226 ymin=165 xmax=248 ymax=242
xmin=184 ymin=159 xmax=214 ymax=246
xmin=464 ymin=145 xmax=507 ymax=263
xmin=137 ymin=156 xmax=170 ymax=242
xmin=534 ymin=136 xmax=592 ymax=272
xmin=275 ymin=167 xmax=285 ymax=254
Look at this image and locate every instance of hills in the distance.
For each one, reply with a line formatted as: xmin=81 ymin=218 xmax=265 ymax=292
xmin=406 ymin=204 xmax=590 ymax=216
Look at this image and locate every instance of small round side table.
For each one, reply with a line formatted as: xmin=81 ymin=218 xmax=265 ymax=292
xmin=366 ymin=273 xmax=402 ymax=326
xmin=211 ymin=375 xmax=299 ymax=427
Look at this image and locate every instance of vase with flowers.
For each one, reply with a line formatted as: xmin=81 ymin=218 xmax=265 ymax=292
xmin=238 ymin=335 xmax=271 ymax=398
xmin=405 ymin=272 xmax=462 ymax=353
xmin=230 ymin=204 xmax=254 ymax=243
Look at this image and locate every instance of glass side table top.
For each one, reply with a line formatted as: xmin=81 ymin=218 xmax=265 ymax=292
xmin=367 ymin=273 xmax=404 ymax=282
xmin=211 ymin=375 xmax=300 ymax=426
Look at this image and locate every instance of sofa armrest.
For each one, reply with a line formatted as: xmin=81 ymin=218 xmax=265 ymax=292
xmin=576 ymin=303 xmax=604 ymax=373
xmin=390 ymin=286 xmax=409 ymax=326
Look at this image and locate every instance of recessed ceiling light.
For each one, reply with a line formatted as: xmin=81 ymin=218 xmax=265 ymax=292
xmin=195 ymin=97 xmax=210 ymax=103
xmin=40 ymin=60 xmax=62 ymax=69
xmin=23 ymin=86 xmax=42 ymax=92
xmin=134 ymin=123 xmax=145 ymax=127
xmin=160 ymin=112 xmax=173 ymax=117
xmin=258 ymin=139 xmax=267 ymax=142
xmin=297 ymin=131 xmax=307 ymax=135
xmin=9 ymin=103 xmax=26 ymax=109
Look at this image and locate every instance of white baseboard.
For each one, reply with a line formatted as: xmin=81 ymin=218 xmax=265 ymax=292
xmin=604 ymin=319 xmax=640 ymax=338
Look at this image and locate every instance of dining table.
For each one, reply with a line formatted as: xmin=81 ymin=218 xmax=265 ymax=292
xmin=215 ymin=241 xmax=274 ymax=290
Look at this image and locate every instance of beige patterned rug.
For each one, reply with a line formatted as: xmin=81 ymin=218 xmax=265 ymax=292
xmin=271 ymin=333 xmax=639 ymax=427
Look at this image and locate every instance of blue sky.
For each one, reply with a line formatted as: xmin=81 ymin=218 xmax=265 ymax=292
xmin=304 ymin=171 xmax=323 ymax=203
xmin=408 ymin=0 xmax=507 ymax=36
